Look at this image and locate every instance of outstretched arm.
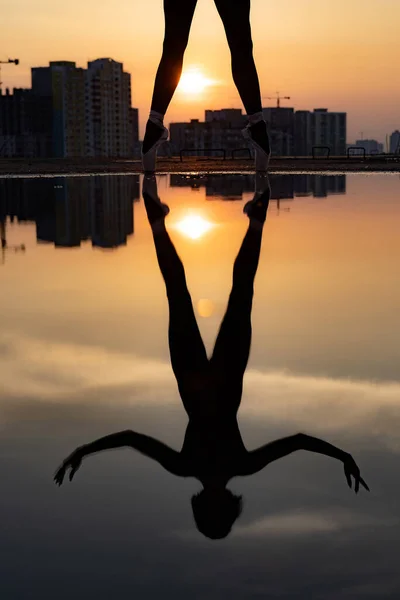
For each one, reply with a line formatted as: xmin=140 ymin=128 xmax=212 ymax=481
xmin=242 ymin=433 xmax=369 ymax=493
xmin=54 ymin=429 xmax=186 ymax=485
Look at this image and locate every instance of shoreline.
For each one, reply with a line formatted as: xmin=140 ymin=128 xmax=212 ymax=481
xmin=1 ymin=156 xmax=399 ymax=177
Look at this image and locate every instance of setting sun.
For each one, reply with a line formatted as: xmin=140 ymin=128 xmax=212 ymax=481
xmin=174 ymin=215 xmax=214 ymax=240
xmin=178 ymin=68 xmax=213 ymax=95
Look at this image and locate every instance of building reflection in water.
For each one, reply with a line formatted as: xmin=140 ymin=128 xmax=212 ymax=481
xmin=0 ymin=175 xmax=140 ymax=250
xmin=170 ymin=173 xmax=346 ymax=201
xmin=1 ymin=173 xmax=346 ymax=254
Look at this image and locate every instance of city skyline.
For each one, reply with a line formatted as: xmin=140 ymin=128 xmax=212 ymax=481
xmin=169 ymin=107 xmax=347 ymax=157
xmin=2 ymin=70 xmax=398 ymax=158
xmin=2 ymin=0 xmax=399 ymax=142
xmin=0 ymin=59 xmax=140 ymax=159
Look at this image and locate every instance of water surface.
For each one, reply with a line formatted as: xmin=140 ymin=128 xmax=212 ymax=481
xmin=1 ymin=173 xmax=400 ymax=598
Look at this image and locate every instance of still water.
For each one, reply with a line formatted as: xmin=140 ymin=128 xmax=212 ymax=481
xmin=1 ymin=173 xmax=400 ymax=598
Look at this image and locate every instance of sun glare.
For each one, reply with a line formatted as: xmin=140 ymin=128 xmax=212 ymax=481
xmin=178 ymin=68 xmax=212 ymax=95
xmin=174 ymin=215 xmax=214 ymax=240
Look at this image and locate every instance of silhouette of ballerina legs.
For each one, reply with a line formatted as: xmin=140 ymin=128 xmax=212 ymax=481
xmin=142 ymin=0 xmax=271 ymax=172
xmin=55 ymin=175 xmax=369 ymax=540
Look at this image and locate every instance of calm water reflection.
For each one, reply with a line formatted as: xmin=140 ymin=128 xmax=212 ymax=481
xmin=1 ymin=174 xmax=400 ymax=598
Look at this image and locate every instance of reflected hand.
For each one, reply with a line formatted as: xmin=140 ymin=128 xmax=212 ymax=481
xmin=343 ymin=454 xmax=369 ymax=493
xmin=54 ymin=447 xmax=84 ymax=486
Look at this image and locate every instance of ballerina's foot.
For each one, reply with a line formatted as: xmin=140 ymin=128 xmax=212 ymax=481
xmin=143 ymin=193 xmax=169 ymax=225
xmin=249 ymin=120 xmax=271 ymax=156
xmin=142 ymin=120 xmax=169 ymax=173
xmin=142 ymin=120 xmax=166 ymax=155
xmin=142 ymin=175 xmax=170 ymax=226
xmin=242 ymin=120 xmax=271 ymax=172
xmin=243 ymin=175 xmax=271 ymax=225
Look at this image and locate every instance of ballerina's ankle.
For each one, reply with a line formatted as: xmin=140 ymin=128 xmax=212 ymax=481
xmin=149 ymin=109 xmax=165 ymax=128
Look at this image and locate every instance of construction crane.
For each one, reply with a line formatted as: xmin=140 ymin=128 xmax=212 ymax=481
xmin=0 ymin=58 xmax=19 ymax=93
xmin=264 ymin=92 xmax=291 ymax=108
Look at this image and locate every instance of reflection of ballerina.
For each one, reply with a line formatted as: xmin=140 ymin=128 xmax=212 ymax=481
xmin=55 ymin=175 xmax=369 ymax=540
xmin=141 ymin=0 xmax=271 ymax=173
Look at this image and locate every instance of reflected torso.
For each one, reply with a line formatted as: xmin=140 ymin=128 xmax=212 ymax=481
xmin=180 ymin=415 xmax=248 ymax=480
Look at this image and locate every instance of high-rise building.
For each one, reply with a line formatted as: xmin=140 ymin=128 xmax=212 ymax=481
xmin=263 ymin=107 xmax=295 ymax=156
xmin=312 ymin=109 xmax=346 ymax=156
xmin=0 ymin=88 xmax=51 ymax=157
xmin=86 ymin=58 xmax=136 ymax=158
xmin=205 ymin=109 xmax=246 ymax=127
xmin=32 ymin=61 xmax=86 ymax=157
xmin=1 ymin=88 xmax=32 ymax=157
xmin=294 ymin=111 xmax=314 ymax=156
xmin=294 ymin=109 xmax=346 ymax=156
xmin=29 ymin=59 xmax=138 ymax=158
xmin=389 ymin=130 xmax=400 ymax=154
xmin=170 ymin=109 xmax=248 ymax=156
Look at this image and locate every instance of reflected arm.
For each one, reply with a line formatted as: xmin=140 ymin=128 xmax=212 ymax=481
xmin=83 ymin=430 xmax=184 ymax=473
xmin=242 ymin=433 xmax=348 ymax=476
xmin=54 ymin=429 xmax=186 ymax=485
xmin=241 ymin=432 xmax=369 ymax=493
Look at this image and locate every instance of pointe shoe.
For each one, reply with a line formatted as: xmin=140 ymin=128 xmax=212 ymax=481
xmin=141 ymin=123 xmax=169 ymax=173
xmin=142 ymin=174 xmax=170 ymax=224
xmin=243 ymin=173 xmax=271 ymax=223
xmin=242 ymin=123 xmax=271 ymax=172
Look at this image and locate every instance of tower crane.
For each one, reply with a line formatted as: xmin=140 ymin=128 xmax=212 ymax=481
xmin=0 ymin=58 xmax=19 ymax=93
xmin=263 ymin=92 xmax=291 ymax=108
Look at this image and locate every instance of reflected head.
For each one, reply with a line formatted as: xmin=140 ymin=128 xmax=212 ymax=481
xmin=191 ymin=488 xmax=243 ymax=540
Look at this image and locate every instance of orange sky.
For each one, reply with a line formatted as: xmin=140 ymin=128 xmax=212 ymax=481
xmin=2 ymin=0 xmax=400 ymax=142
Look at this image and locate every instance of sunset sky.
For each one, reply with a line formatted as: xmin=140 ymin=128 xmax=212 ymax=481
xmin=2 ymin=0 xmax=400 ymax=142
